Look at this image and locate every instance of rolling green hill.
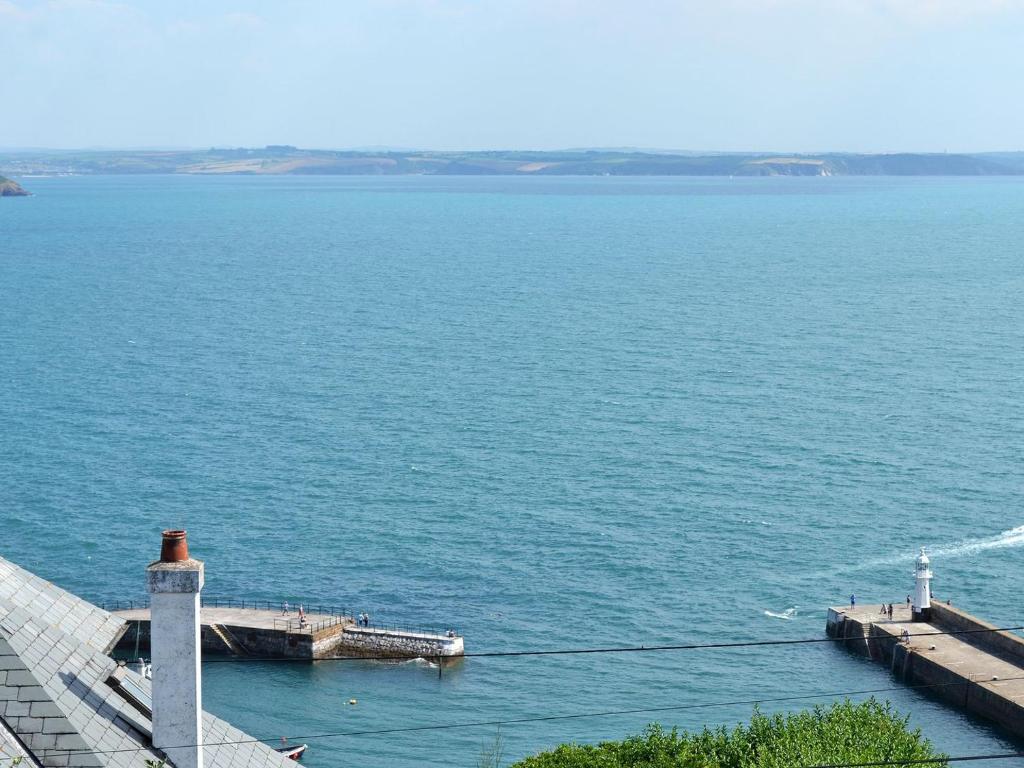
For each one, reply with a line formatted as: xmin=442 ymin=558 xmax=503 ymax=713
xmin=0 ymin=148 xmax=1018 ymax=177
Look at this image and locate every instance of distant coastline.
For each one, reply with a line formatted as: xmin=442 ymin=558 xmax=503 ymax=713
xmin=3 ymin=147 xmax=1024 ymax=177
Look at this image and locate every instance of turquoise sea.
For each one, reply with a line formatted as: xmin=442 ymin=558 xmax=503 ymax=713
xmin=2 ymin=175 xmax=1024 ymax=767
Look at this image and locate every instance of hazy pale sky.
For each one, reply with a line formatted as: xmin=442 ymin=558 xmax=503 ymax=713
xmin=2 ymin=0 xmax=1023 ymax=152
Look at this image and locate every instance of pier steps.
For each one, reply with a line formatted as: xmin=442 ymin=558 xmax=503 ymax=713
xmin=209 ymin=623 xmax=249 ymax=656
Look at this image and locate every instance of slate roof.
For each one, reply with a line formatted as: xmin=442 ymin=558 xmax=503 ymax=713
xmin=0 ymin=558 xmax=127 ymax=655
xmin=0 ymin=555 xmax=294 ymax=768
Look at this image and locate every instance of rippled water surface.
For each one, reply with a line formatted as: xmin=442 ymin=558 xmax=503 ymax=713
xmin=2 ymin=175 xmax=1024 ymax=766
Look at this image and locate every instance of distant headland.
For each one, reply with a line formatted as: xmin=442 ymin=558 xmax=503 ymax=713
xmin=3 ymin=147 xmax=1024 ymax=177
xmin=0 ymin=174 xmax=29 ymax=195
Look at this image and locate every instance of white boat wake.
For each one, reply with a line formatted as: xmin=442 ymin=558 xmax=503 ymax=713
xmin=930 ymin=524 xmax=1024 ymax=558
xmin=764 ymin=606 xmax=798 ymax=620
xmin=848 ymin=524 xmax=1024 ymax=572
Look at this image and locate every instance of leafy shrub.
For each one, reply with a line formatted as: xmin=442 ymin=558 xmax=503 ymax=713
xmin=512 ymin=699 xmax=946 ymax=768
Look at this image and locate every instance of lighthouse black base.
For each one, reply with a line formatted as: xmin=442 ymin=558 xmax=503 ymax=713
xmin=912 ymin=606 xmax=932 ymax=622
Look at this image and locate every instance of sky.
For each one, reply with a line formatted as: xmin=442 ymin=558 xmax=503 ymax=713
xmin=1 ymin=0 xmax=1023 ymax=152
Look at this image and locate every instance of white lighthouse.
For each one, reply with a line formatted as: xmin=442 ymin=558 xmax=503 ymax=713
xmin=912 ymin=546 xmax=932 ymax=622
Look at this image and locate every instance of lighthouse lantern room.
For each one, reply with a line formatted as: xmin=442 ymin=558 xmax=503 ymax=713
xmin=912 ymin=546 xmax=932 ymax=622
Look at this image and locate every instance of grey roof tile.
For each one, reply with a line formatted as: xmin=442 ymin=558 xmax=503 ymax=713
xmin=4 ymin=701 xmax=31 ymax=718
xmin=7 ymin=670 xmax=40 ymax=687
xmin=19 ymin=717 xmax=45 ymax=733
xmin=30 ymin=702 xmax=64 ymax=719
xmin=52 ymin=734 xmax=89 ymax=751
xmin=18 ymin=687 xmax=53 ymax=703
xmin=33 ymin=733 xmax=57 ymax=750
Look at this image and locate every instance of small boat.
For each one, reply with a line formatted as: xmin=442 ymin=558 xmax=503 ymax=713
xmin=275 ymin=744 xmax=307 ymax=761
xmin=129 ymin=659 xmax=152 ymax=679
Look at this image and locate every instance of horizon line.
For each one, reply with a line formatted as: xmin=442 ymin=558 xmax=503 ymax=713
xmin=1 ymin=145 xmax=1023 ymax=156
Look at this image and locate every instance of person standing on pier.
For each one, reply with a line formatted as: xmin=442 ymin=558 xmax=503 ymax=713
xmin=850 ymin=593 xmax=856 ymax=608
xmin=283 ymin=601 xmax=290 ymax=615
xmin=887 ymin=604 xmax=893 ymax=620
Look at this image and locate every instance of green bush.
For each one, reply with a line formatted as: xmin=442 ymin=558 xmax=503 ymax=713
xmin=512 ymin=699 xmax=947 ymax=768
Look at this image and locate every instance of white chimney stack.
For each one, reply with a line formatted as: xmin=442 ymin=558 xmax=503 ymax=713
xmin=147 ymin=529 xmax=204 ymax=768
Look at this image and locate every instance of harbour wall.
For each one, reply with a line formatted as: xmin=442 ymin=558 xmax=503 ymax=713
xmin=826 ymin=606 xmax=1024 ymax=737
xmin=334 ymin=626 xmax=464 ymax=659
xmin=928 ymin=602 xmax=1024 ymax=663
xmin=117 ymin=619 xmax=463 ymax=660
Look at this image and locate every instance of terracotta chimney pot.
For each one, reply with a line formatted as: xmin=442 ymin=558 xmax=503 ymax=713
xmin=160 ymin=530 xmax=189 ymax=563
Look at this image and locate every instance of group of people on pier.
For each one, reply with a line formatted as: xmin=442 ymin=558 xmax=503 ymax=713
xmin=281 ymin=601 xmax=308 ymax=628
xmin=281 ymin=600 xmax=369 ymax=629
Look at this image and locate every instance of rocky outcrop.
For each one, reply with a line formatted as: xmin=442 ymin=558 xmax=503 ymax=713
xmin=0 ymin=175 xmax=28 ymax=196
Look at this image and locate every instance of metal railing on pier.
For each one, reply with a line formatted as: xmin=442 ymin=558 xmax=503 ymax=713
xmin=99 ymin=596 xmax=460 ymax=638
xmin=100 ymin=596 xmax=351 ymax=617
xmin=272 ymin=616 xmax=348 ymax=635
xmin=100 ymin=599 xmax=150 ymax=612
xmin=271 ymin=616 xmax=461 ymax=638
xmin=201 ymin=597 xmax=352 ymax=618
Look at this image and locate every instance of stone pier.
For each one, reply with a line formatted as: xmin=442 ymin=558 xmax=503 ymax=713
xmin=827 ymin=601 xmax=1024 ymax=737
xmin=112 ymin=604 xmax=464 ymax=661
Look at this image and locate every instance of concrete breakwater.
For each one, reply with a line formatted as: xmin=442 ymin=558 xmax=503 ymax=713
xmin=336 ymin=626 xmax=464 ymax=659
xmin=113 ymin=604 xmax=464 ymax=661
xmin=827 ymin=601 xmax=1024 ymax=737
